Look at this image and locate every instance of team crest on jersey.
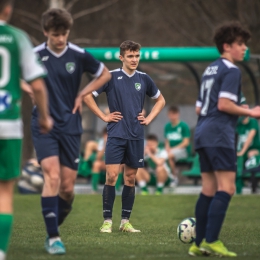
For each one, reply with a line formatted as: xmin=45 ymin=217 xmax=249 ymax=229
xmin=135 ymin=83 xmax=141 ymax=91
xmin=66 ymin=62 xmax=76 ymax=74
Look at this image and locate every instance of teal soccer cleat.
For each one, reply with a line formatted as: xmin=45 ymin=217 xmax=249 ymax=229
xmin=44 ymin=237 xmax=66 ymax=255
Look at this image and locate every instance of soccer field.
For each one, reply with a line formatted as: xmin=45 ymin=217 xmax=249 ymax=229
xmin=9 ymin=194 xmax=260 ymax=260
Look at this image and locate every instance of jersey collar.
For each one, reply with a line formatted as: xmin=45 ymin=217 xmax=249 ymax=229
xmin=121 ymin=68 xmax=136 ymax=78
xmin=46 ymin=43 xmax=68 ymax=58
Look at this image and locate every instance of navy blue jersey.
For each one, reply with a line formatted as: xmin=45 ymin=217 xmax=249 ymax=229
xmin=195 ymin=58 xmax=241 ymax=150
xmin=33 ymin=42 xmax=104 ymax=135
xmin=93 ymin=68 xmax=160 ymax=140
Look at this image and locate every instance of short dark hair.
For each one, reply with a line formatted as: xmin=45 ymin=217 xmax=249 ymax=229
xmin=0 ymin=0 xmax=14 ymax=13
xmin=168 ymin=105 xmax=179 ymax=113
xmin=146 ymin=134 xmax=158 ymax=142
xmin=42 ymin=8 xmax=73 ymax=32
xmin=120 ymin=40 xmax=141 ymax=56
xmin=213 ymin=21 xmax=251 ymax=54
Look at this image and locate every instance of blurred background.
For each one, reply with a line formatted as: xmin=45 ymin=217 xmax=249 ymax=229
xmin=11 ymin=0 xmax=260 ymax=163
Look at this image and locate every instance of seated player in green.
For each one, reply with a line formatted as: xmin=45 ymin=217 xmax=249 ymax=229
xmin=136 ymin=134 xmax=170 ymax=195
xmin=236 ymin=112 xmax=260 ymax=161
xmin=164 ymin=105 xmax=191 ymax=186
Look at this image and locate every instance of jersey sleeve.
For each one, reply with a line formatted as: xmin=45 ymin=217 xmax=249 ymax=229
xmin=17 ymin=30 xmax=46 ymax=82
xmin=92 ymin=82 xmax=109 ymax=97
xmin=250 ymin=119 xmax=259 ymax=131
xmin=219 ymin=69 xmax=240 ymax=102
xmin=83 ymin=50 xmax=104 ymax=78
xmin=145 ymin=74 xmax=160 ymax=99
xmin=182 ymin=122 xmax=191 ymax=138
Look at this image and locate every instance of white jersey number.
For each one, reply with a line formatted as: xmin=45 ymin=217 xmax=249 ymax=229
xmin=0 ymin=47 xmax=10 ymax=88
xmin=200 ymin=78 xmax=215 ymax=116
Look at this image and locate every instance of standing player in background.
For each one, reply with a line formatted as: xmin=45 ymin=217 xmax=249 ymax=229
xmin=31 ymin=8 xmax=111 ymax=255
xmin=84 ymin=40 xmax=165 ymax=233
xmin=0 ymin=1 xmax=53 ymax=260
xmin=189 ymin=22 xmax=260 ymax=257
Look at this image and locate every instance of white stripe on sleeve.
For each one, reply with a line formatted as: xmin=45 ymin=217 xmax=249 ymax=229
xmin=151 ymin=90 xmax=161 ymax=99
xmin=219 ymin=91 xmax=238 ymax=102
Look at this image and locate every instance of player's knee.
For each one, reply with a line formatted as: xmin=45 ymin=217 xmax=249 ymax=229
xmin=44 ymin=174 xmax=60 ymax=190
xmin=106 ymin=172 xmax=118 ymax=185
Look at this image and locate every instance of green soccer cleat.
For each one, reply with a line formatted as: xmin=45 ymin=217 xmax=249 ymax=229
xmin=200 ymin=240 xmax=237 ymax=257
xmin=119 ymin=222 xmax=141 ymax=232
xmin=140 ymin=190 xmax=149 ymax=195
xmin=100 ymin=221 xmax=112 ymax=233
xmin=155 ymin=190 xmax=163 ymax=195
xmin=44 ymin=237 xmax=66 ymax=255
xmin=188 ymin=243 xmax=204 ymax=257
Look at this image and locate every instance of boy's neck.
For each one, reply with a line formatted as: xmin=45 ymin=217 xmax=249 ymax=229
xmin=221 ymin=53 xmax=234 ymax=64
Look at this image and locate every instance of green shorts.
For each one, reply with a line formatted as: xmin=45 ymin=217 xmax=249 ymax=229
xmin=0 ymin=139 xmax=22 ymax=181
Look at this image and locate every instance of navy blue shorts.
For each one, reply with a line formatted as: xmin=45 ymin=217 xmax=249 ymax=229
xmin=31 ymin=118 xmax=81 ymax=170
xmin=105 ymin=137 xmax=144 ymax=168
xmin=196 ymin=147 xmax=236 ymax=172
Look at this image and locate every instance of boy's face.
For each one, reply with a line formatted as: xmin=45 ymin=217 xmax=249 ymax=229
xmin=224 ymin=39 xmax=247 ymax=62
xmin=44 ymin=29 xmax=70 ymax=52
xmin=119 ymin=50 xmax=140 ymax=71
xmin=168 ymin=111 xmax=179 ymax=122
xmin=146 ymin=140 xmax=158 ymax=153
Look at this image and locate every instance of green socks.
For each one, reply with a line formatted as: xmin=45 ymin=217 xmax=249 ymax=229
xmin=0 ymin=214 xmax=13 ymax=253
xmin=115 ymin=173 xmax=123 ymax=192
xmin=91 ymin=172 xmax=100 ymax=191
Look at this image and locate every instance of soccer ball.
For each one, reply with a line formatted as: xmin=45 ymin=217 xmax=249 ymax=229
xmin=177 ymin=217 xmax=196 ymax=244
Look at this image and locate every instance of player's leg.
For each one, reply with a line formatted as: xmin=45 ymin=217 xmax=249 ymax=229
xmin=84 ymin=140 xmax=98 ymax=160
xmin=32 ymin=123 xmax=65 ymax=254
xmin=0 ymin=139 xmax=21 ymax=260
xmin=136 ymin=168 xmax=150 ymax=194
xmin=201 ymin=148 xmax=237 ymax=257
xmin=115 ymin=164 xmax=124 ymax=192
xmin=59 ymin=166 xmax=77 ymax=225
xmin=58 ymin=134 xmax=81 ymax=226
xmin=41 ymin=156 xmax=65 ymax=254
xmin=155 ymin=165 xmax=168 ymax=194
xmin=0 ymin=181 xmax=15 ymax=260
xmin=189 ymin=148 xmax=216 ymax=257
xmin=100 ymin=164 xmax=121 ymax=232
xmin=119 ymin=139 xmax=144 ymax=232
xmin=91 ymin=160 xmax=102 ymax=193
xmin=100 ymin=137 xmax=126 ymax=233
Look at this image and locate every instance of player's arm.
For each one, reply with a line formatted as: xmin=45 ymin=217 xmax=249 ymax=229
xmin=195 ymin=101 xmax=202 ymax=115
xmin=73 ymin=67 xmax=111 ymax=114
xmin=172 ymin=138 xmax=190 ymax=150
xmin=138 ymin=94 xmax=165 ymax=125
xmin=145 ymin=147 xmax=165 ymax=166
xmin=18 ymin=30 xmax=52 ymax=133
xmin=83 ymin=93 xmax=123 ymax=122
xmin=237 ymin=129 xmax=256 ymax=156
xmin=218 ymin=98 xmax=260 ymax=117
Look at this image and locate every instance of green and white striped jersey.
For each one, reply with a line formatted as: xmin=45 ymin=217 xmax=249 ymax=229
xmin=0 ymin=21 xmax=46 ymax=139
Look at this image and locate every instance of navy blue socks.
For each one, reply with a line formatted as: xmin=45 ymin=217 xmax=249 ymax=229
xmin=58 ymin=196 xmax=74 ymax=226
xmin=103 ymin=185 xmax=116 ymax=220
xmin=195 ymin=193 xmax=213 ymax=246
xmin=206 ymin=191 xmax=231 ymax=243
xmin=41 ymin=196 xmax=59 ymax=238
xmin=121 ymin=185 xmax=135 ymax=220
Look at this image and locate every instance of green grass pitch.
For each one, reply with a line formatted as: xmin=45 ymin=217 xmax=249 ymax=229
xmin=8 ymin=194 xmax=260 ymax=260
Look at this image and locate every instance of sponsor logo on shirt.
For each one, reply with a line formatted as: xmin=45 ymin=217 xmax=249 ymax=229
xmin=135 ymin=83 xmax=141 ymax=91
xmin=66 ymin=62 xmax=76 ymax=74
xmin=139 ymin=159 xmax=143 ymax=162
xmin=42 ymin=56 xmax=49 ymax=61
xmin=0 ymin=90 xmax=12 ymax=112
xmin=0 ymin=35 xmax=13 ymax=43
xmin=74 ymin=158 xmax=80 ymax=163
xmin=118 ymin=76 xmax=123 ymax=80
